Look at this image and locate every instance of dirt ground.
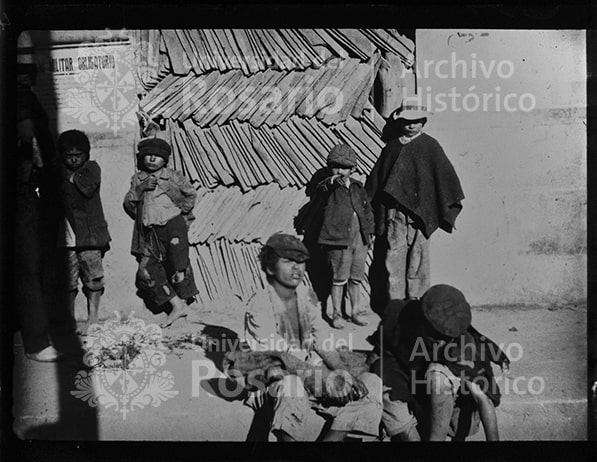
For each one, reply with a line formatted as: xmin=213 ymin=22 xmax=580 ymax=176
xmin=11 ymin=300 xmax=587 ymax=442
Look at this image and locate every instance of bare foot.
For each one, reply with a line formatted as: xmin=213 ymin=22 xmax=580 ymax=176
xmin=160 ymin=305 xmax=188 ymax=328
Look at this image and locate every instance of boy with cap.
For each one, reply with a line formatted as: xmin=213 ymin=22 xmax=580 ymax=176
xmin=56 ymin=129 xmax=111 ymax=327
xmin=365 ymin=104 xmax=464 ymax=310
xmin=367 ymin=284 xmax=510 ymax=441
xmin=243 ymin=233 xmax=383 ymax=442
xmin=306 ymin=144 xmax=374 ymax=329
xmin=123 ymin=136 xmax=198 ymax=327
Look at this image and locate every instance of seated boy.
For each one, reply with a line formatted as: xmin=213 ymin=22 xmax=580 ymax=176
xmin=56 ymin=129 xmax=111 ymax=327
xmin=307 ymin=144 xmax=374 ymax=329
xmin=123 ymin=136 xmax=199 ymax=327
xmin=242 ymin=233 xmax=383 ymax=442
xmin=367 ymin=285 xmax=509 ymax=441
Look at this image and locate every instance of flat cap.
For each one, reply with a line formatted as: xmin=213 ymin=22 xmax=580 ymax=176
xmin=421 ymin=284 xmax=472 ymax=338
xmin=264 ymin=233 xmax=310 ymax=263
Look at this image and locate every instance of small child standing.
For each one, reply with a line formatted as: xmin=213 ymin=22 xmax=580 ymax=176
xmin=123 ymin=137 xmax=199 ymax=328
xmin=309 ymin=144 xmax=374 ymax=329
xmin=57 ymin=130 xmax=111 ymax=326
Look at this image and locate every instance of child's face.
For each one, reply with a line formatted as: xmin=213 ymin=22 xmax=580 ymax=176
xmin=143 ymin=154 xmax=166 ymax=172
xmin=62 ymin=148 xmax=87 ymax=172
xmin=330 ymin=166 xmax=353 ymax=178
xmin=266 ymin=257 xmax=306 ymax=289
xmin=399 ymin=118 xmax=425 ymax=137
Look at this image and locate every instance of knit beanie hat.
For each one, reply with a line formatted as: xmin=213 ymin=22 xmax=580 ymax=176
xmin=137 ymin=137 xmax=171 ymax=160
xmin=327 ymin=143 xmax=357 ymax=168
xmin=421 ymin=284 xmax=472 ymax=338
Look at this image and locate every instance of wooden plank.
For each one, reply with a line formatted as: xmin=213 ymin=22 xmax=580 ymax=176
xmin=214 ymin=71 xmax=267 ymax=125
xmin=171 ymin=75 xmax=214 ymax=121
xmin=254 ymin=128 xmax=297 ymax=187
xmin=218 ymin=29 xmax=248 ymax=74
xmin=188 ymin=30 xmax=216 ymax=70
xmin=140 ymin=73 xmax=185 ymax=112
xmin=315 ymin=58 xmax=361 ymax=123
xmin=253 ymin=29 xmax=283 ymax=70
xmin=240 ymin=122 xmax=289 ymax=188
xmin=220 ymin=124 xmax=262 ymax=186
xmin=264 ymin=70 xmax=313 ymax=127
xmin=228 ymin=121 xmax=270 ymax=184
xmin=210 ymin=126 xmax=252 ymax=191
xmin=245 ymin=29 xmax=267 ymax=71
xmin=185 ymin=122 xmax=236 ymax=186
xmin=234 ymin=69 xmax=280 ymax=122
xmin=231 ymin=29 xmax=260 ymax=74
xmin=174 ymin=30 xmax=202 ymax=74
xmin=161 ymin=30 xmax=192 ymax=75
xmin=296 ymin=64 xmax=339 ymax=117
xmin=265 ymin=29 xmax=299 ymax=70
xmin=212 ymin=29 xmax=235 ymax=70
xmin=328 ymin=63 xmax=372 ymax=125
xmin=270 ymin=125 xmax=310 ymax=183
xmin=336 ymin=29 xmax=375 ymax=58
xmin=196 ymin=129 xmax=237 ymax=186
xmin=292 ymin=117 xmax=329 ymax=164
xmin=200 ymin=72 xmax=250 ymax=127
xmin=313 ymin=29 xmax=349 ymax=59
xmin=192 ymin=70 xmax=244 ymax=126
xmin=283 ymin=120 xmax=322 ymax=173
xmin=252 ymin=71 xmax=296 ymax=127
xmin=291 ymin=29 xmax=326 ymax=66
xmin=246 ymin=71 xmax=289 ymax=127
xmin=201 ymin=29 xmax=225 ymax=70
xmin=181 ymin=30 xmax=206 ymax=74
xmin=279 ymin=29 xmax=312 ymax=68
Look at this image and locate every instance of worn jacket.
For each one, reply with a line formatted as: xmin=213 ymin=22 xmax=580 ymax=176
xmin=59 ymin=160 xmax=111 ymax=249
xmin=123 ymin=167 xmax=196 ymax=256
xmin=244 ymin=283 xmax=329 ymax=361
xmin=307 ymin=168 xmax=374 ymax=247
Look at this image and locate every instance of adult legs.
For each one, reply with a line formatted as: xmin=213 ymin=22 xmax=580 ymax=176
xmin=15 ymin=183 xmax=51 ymax=354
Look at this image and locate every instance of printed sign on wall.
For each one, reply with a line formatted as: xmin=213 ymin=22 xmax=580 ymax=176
xmin=35 ymin=41 xmax=139 ymax=134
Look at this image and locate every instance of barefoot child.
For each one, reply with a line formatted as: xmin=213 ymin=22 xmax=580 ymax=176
xmin=57 ymin=130 xmax=111 ymax=327
xmin=123 ymin=136 xmax=199 ymax=327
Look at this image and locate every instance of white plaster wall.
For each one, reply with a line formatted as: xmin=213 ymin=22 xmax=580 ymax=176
xmin=415 ymin=30 xmax=586 ymax=306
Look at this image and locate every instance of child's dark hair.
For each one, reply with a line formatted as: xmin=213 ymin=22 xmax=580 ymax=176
xmin=259 ymin=245 xmax=279 ymax=274
xmin=58 ymin=129 xmax=90 ymax=155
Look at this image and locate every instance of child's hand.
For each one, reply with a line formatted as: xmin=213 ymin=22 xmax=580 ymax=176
xmin=139 ymin=176 xmax=158 ymax=192
xmin=500 ymin=361 xmax=510 ymax=377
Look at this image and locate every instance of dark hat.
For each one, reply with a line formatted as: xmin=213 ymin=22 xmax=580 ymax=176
xmin=421 ymin=285 xmax=472 ymax=338
xmin=264 ymin=233 xmax=310 ymax=263
xmin=137 ymin=137 xmax=171 ymax=160
xmin=327 ymin=143 xmax=357 ymax=168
